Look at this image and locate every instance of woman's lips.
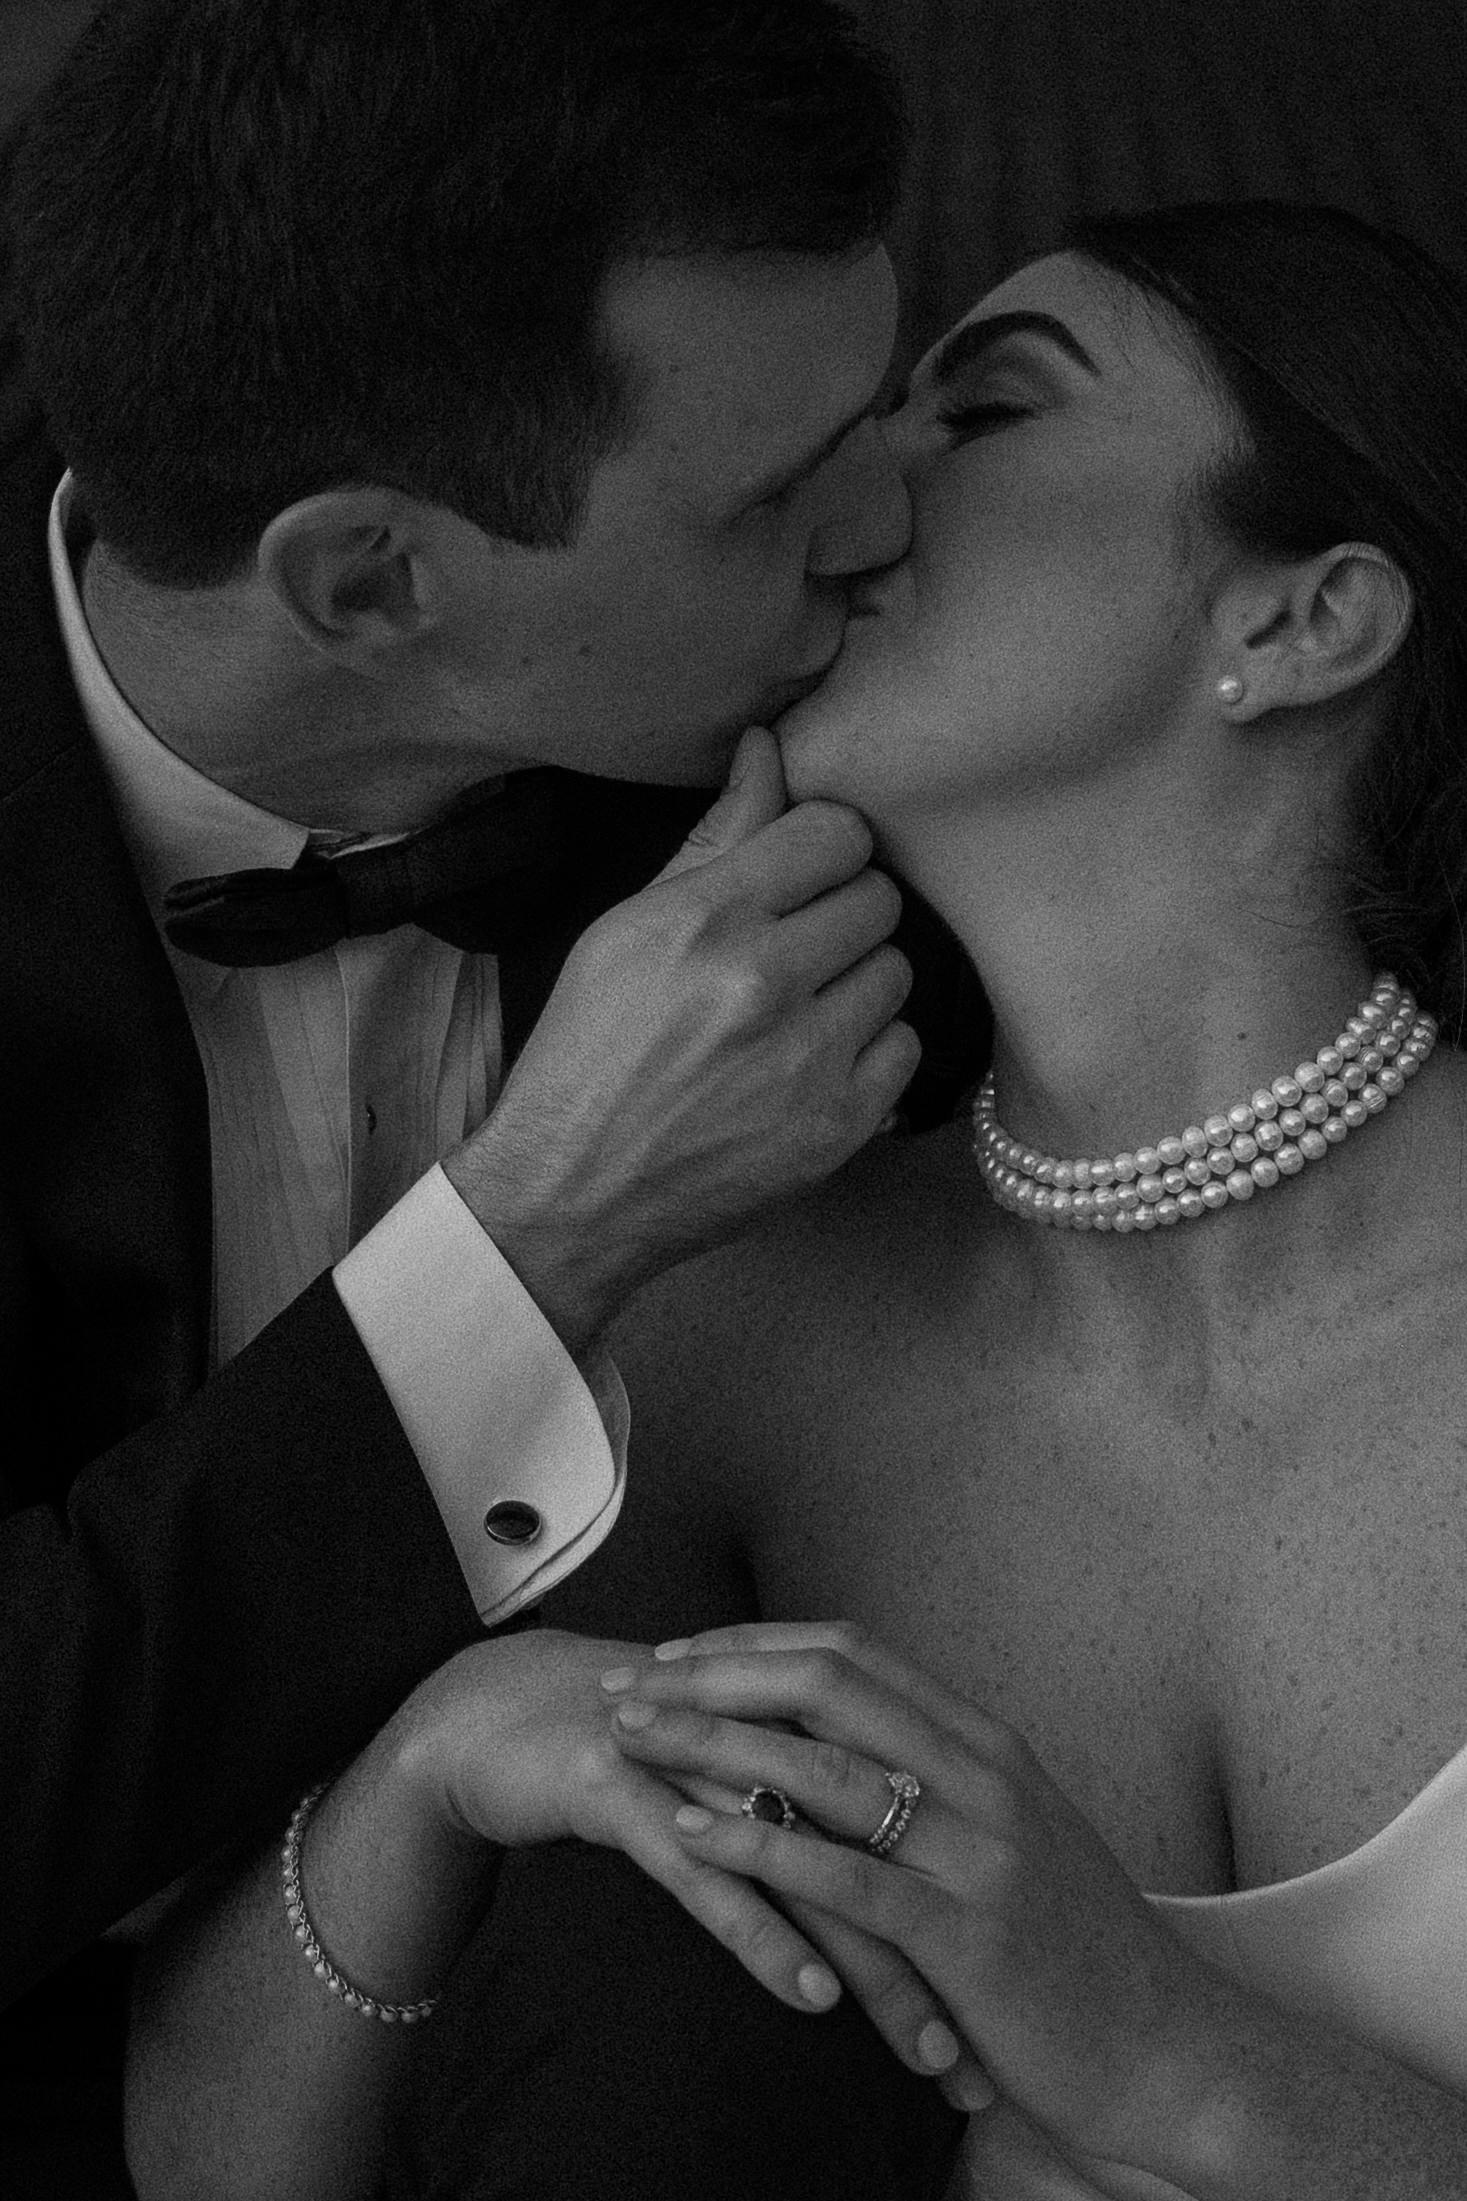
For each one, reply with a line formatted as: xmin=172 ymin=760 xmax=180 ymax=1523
xmin=846 ymin=568 xmax=909 ymax=622
xmin=762 ymin=667 xmax=829 ymax=714
xmin=847 ymin=564 xmax=904 ymax=617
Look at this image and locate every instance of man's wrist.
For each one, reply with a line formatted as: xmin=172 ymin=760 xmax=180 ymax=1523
xmin=441 ymin=1141 xmax=623 ymax=1354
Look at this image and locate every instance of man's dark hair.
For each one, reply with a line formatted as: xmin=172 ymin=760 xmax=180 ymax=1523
xmin=1070 ymin=200 xmax=1467 ymax=1039
xmin=4 ymin=0 xmax=906 ymax=587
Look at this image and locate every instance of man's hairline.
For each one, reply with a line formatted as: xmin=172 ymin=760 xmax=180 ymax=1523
xmin=96 ymin=233 xmax=892 ymax=591
xmin=588 ymin=234 xmax=896 ymax=523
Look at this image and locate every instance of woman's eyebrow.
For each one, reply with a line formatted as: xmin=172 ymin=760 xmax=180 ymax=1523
xmin=927 ymin=309 xmax=1101 ymax=389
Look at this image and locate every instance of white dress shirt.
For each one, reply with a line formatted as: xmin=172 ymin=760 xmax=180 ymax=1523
xmin=48 ymin=473 xmax=626 ymax=1624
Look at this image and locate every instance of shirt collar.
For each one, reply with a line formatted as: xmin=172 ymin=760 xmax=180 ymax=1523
xmin=48 ymin=471 xmax=312 ymax=931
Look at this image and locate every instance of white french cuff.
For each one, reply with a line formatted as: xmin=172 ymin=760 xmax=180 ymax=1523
xmin=333 ymin=1164 xmax=627 ymax=1625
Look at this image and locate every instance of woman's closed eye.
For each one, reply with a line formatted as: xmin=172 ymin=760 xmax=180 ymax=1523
xmin=937 ymin=400 xmax=1033 ymax=439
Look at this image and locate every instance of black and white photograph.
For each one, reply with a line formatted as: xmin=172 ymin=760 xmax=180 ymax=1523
xmin=3 ymin=3 xmax=1467 ymax=2194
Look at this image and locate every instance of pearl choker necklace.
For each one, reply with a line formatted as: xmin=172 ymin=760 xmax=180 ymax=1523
xmin=973 ymin=974 xmax=1438 ymax=1233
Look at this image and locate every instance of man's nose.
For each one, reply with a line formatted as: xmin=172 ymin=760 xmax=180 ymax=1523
xmin=806 ymin=418 xmax=913 ymax=579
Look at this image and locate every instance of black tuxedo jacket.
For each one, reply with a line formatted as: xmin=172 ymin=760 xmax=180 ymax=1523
xmin=0 ymin=304 xmax=991 ymax=2013
xmin=0 ymin=342 xmax=488 ymax=2011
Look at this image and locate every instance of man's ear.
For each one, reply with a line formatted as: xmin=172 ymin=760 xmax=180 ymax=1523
xmin=257 ymin=489 xmax=444 ymax=664
xmin=1214 ymin=544 xmax=1413 ymax=721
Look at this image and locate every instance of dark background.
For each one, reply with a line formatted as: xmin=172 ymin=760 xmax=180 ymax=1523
xmin=857 ymin=0 xmax=1467 ymax=360
xmin=4 ymin=0 xmax=1466 ymax=378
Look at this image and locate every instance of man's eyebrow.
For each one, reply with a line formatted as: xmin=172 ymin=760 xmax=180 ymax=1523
xmin=744 ymin=397 xmax=877 ymax=506
xmin=926 ymin=309 xmax=1101 ymax=389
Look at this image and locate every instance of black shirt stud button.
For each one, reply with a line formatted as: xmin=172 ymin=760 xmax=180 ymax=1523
xmin=483 ymin=1500 xmax=544 ymax=1546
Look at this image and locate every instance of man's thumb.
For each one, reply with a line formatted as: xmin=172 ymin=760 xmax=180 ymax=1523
xmin=656 ymin=727 xmax=787 ymax=880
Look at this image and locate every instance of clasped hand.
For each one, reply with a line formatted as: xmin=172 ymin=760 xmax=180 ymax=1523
xmin=388 ymin=1627 xmax=987 ymax=2097
xmin=602 ymin=1621 xmax=1223 ymax=2192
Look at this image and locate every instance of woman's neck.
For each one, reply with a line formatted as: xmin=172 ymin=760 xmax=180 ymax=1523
xmin=895 ymin=784 xmax=1372 ymax=1167
xmin=905 ymin=791 xmax=1460 ymax=1362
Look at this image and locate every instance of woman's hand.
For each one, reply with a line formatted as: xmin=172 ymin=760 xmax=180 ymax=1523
xmin=601 ymin=1620 xmax=1223 ymax=2183
xmin=380 ymin=1625 xmax=989 ymax=2094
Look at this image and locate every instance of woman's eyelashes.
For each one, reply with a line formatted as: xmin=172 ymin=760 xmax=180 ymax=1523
xmin=937 ymin=400 xmax=1033 ymax=439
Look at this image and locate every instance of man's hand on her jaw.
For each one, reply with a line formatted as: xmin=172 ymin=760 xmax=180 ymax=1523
xmin=444 ymin=727 xmax=917 ymax=1351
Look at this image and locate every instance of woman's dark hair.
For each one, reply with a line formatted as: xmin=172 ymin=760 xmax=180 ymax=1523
xmin=1067 ymin=200 xmax=1467 ymax=1039
xmin=3 ymin=0 xmax=905 ymax=587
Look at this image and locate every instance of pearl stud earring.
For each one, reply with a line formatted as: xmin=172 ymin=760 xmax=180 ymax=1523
xmin=1217 ymin=674 xmax=1245 ymax=704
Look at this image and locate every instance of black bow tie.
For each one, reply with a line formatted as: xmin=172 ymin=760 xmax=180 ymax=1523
xmin=162 ymin=767 xmax=720 ymax=1071
xmin=161 ymin=768 xmax=643 ymax=967
xmin=161 ymin=766 xmax=993 ymax=1127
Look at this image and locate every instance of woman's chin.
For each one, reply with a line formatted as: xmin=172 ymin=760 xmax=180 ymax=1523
xmin=774 ymin=692 xmax=867 ymax=806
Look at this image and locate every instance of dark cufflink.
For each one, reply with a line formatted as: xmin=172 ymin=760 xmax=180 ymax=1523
xmin=483 ymin=1499 xmax=544 ymax=1546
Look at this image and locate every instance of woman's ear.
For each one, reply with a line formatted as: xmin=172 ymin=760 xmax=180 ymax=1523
xmin=1214 ymin=545 xmax=1413 ymax=721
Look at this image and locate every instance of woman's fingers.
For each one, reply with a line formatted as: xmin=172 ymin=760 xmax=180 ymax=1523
xmin=940 ymin=2060 xmax=1004 ymax=2116
xmin=602 ymin=1760 xmax=846 ymax=2018
xmin=672 ymin=1769 xmax=750 ymax=1817
xmin=786 ymin=1898 xmax=997 ymax=2106
xmin=792 ymin=1903 xmax=956 ymax=2073
xmin=604 ymin=1643 xmax=952 ymax=1781
xmin=647 ymin=1623 xmax=1014 ymax=1766
xmin=627 ymin=1709 xmax=987 ymax=2086
xmin=629 ymin=1739 xmax=986 ymax=2095
xmin=653 ymin=1619 xmax=983 ymax=1739
xmin=611 ymin=1693 xmax=923 ymax=1856
xmin=653 ymin=1620 xmax=858 ymax=1662
xmin=671 ymin=1799 xmax=933 ymax=1950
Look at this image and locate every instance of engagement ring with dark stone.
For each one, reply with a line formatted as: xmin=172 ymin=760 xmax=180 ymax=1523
xmin=741 ymin=1785 xmax=797 ymax=1830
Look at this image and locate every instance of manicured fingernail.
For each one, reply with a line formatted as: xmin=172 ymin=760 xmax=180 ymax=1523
xmin=675 ymin=1805 xmax=713 ymax=1835
xmin=950 ymin=2067 xmax=998 ymax=2112
xmin=613 ymin=1700 xmax=657 ymax=1731
xmin=916 ymin=2020 xmax=960 ymax=2072
xmin=798 ymin=1964 xmax=840 ymax=2009
xmin=600 ymin=1667 xmax=636 ymax=1693
xmin=654 ymin=1638 xmax=692 ymax=1660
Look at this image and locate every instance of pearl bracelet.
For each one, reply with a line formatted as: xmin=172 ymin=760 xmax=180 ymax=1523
xmin=974 ymin=973 xmax=1438 ymax=1231
xmin=281 ymin=1783 xmax=438 ymax=2022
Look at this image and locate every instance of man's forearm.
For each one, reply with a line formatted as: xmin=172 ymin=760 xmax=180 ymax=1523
xmin=1 ymin=1273 xmax=478 ymax=2009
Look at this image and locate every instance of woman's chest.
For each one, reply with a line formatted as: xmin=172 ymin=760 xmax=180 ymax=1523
xmin=739 ymin=1332 xmax=1467 ymax=1897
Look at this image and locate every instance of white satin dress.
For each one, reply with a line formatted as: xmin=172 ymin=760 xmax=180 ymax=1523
xmin=952 ymin=1738 xmax=1467 ymax=2190
xmin=1150 ymin=1738 xmax=1467 ymax=2095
